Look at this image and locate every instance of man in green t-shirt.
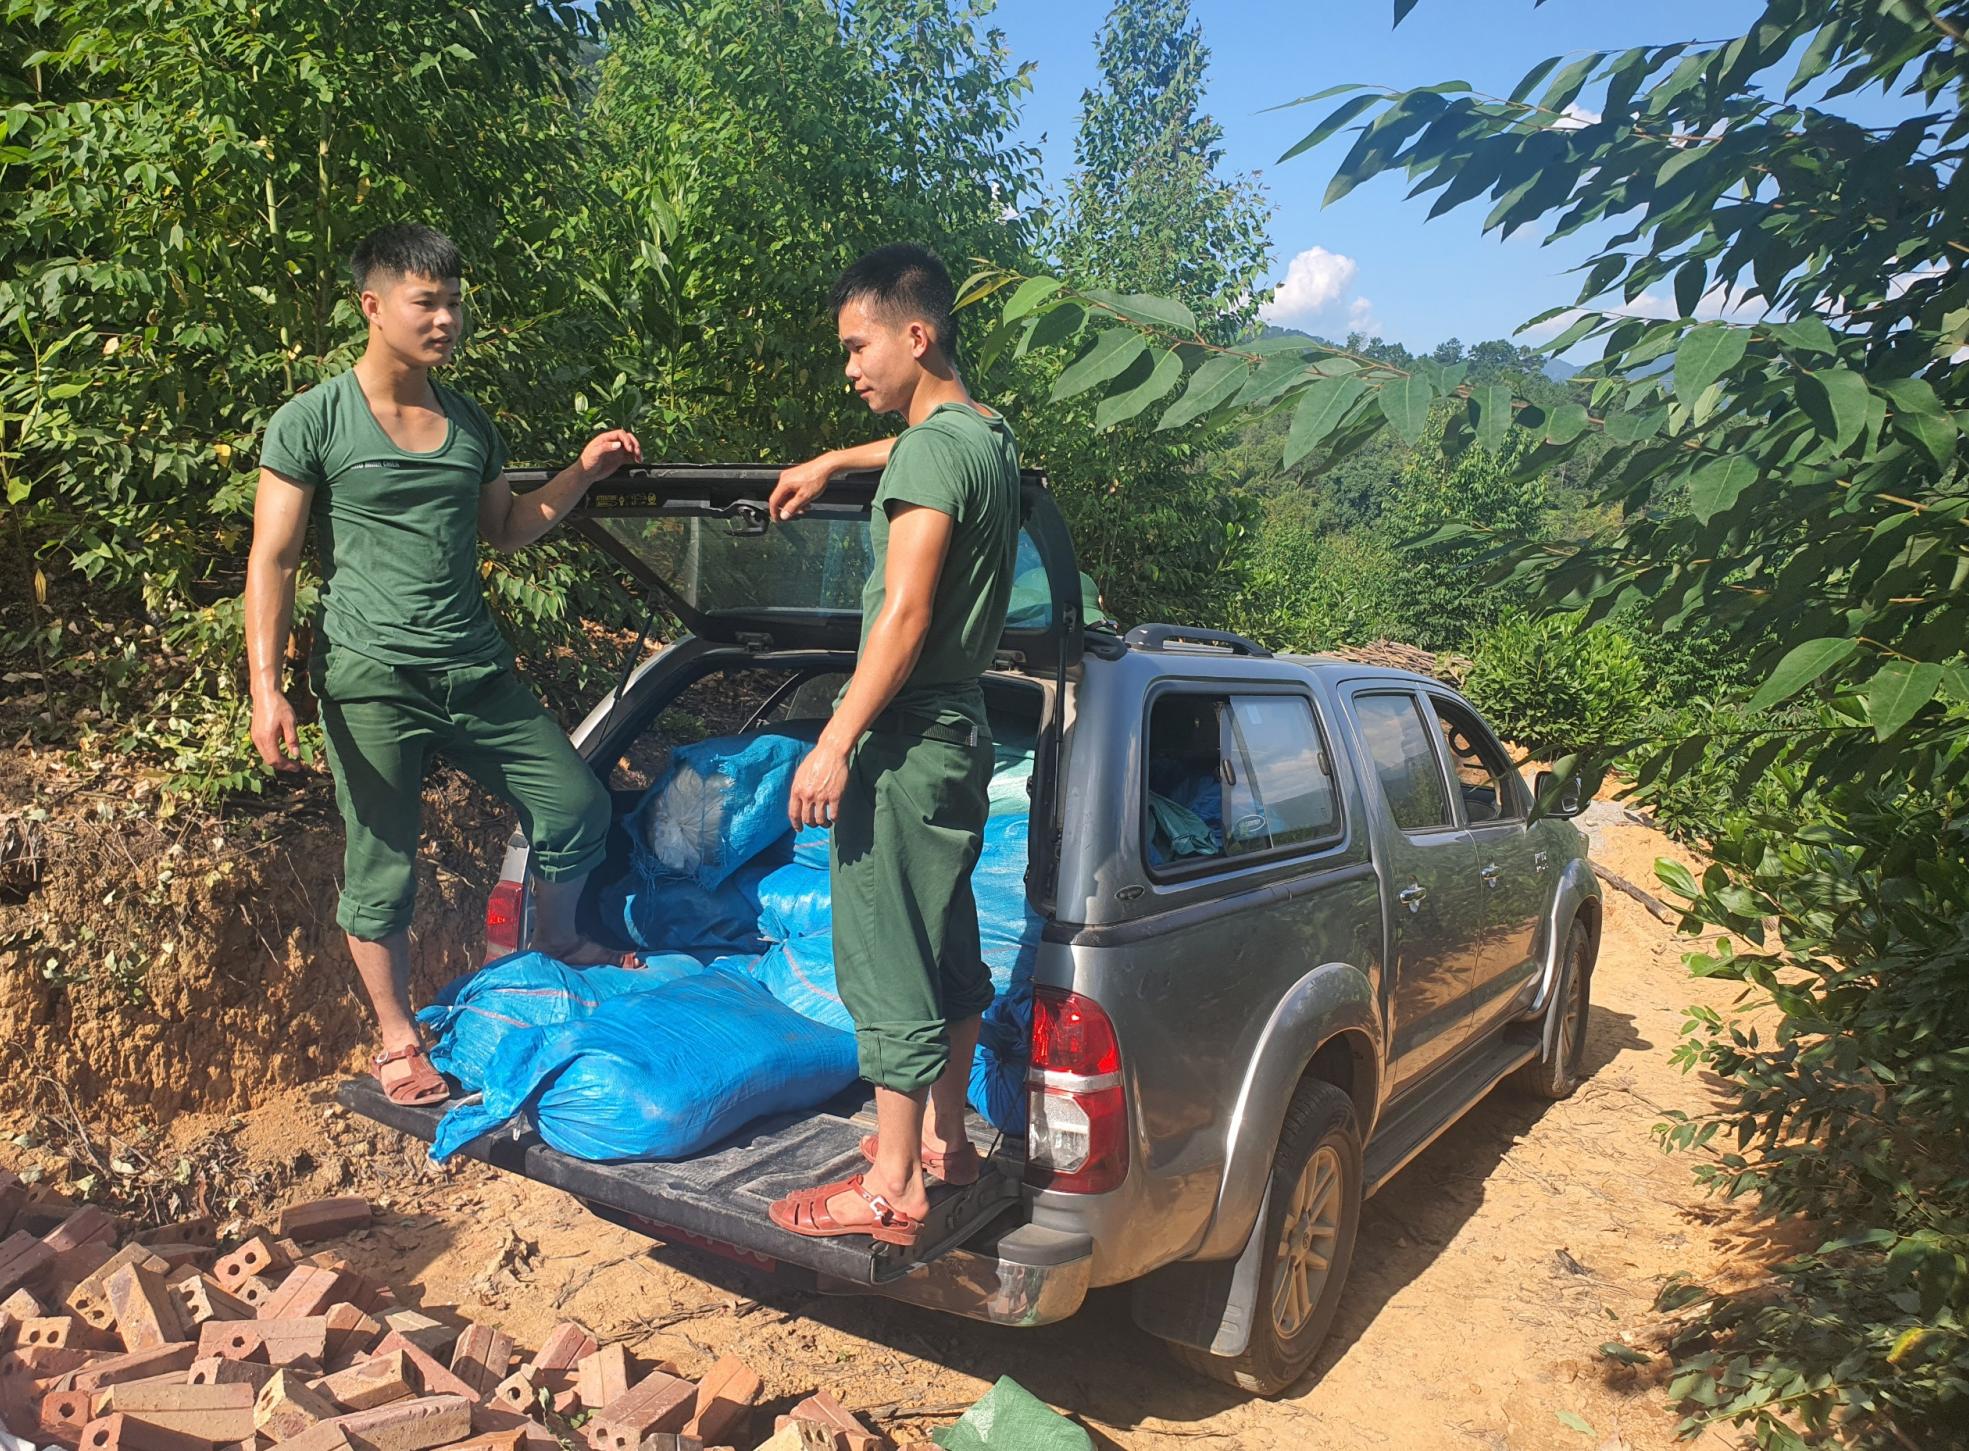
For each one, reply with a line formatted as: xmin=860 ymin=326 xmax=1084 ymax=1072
xmin=245 ymin=223 xmax=642 ymax=1107
xmin=765 ymin=245 xmax=1020 ymax=1247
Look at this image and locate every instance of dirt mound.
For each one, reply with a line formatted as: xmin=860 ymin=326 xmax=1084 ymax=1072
xmin=0 ymin=747 xmax=510 ymax=1125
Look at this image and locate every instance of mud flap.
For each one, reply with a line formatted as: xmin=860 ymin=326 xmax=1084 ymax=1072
xmin=1127 ymin=1179 xmax=1273 ymax=1356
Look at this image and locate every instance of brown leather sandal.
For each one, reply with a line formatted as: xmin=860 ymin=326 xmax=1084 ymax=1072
xmin=768 ymin=1175 xmax=923 ymax=1247
xmin=858 ymin=1133 xmax=982 ymax=1187
xmin=373 ymin=1043 xmax=449 ymax=1106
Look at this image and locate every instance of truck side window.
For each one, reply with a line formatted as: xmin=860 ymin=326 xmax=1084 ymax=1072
xmin=1145 ymin=696 xmax=1228 ymax=867
xmin=1352 ymin=692 xmax=1452 ymax=832
xmin=1430 ymin=696 xmax=1519 ymax=823
xmin=1221 ymin=695 xmax=1341 ymax=857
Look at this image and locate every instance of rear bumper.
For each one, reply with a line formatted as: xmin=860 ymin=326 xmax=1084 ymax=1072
xmin=818 ymin=1222 xmax=1092 ymax=1327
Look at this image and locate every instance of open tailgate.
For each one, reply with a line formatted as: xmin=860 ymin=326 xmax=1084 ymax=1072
xmin=337 ymin=1077 xmax=1021 ymax=1285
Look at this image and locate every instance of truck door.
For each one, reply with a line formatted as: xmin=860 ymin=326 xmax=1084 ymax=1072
xmin=1426 ymin=692 xmax=1544 ymax=1035
xmin=1345 ymin=688 xmax=1485 ymax=1095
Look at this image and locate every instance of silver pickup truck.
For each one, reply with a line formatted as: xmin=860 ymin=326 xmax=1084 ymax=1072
xmin=343 ymin=465 xmax=1601 ymax=1395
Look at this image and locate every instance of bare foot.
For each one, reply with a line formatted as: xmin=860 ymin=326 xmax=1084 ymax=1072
xmin=530 ymin=935 xmax=637 ymax=968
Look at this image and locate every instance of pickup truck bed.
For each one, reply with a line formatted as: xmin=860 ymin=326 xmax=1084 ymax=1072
xmin=337 ymin=1079 xmax=1022 ymax=1285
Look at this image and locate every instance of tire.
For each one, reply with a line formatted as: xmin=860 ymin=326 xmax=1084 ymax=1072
xmin=1513 ymin=915 xmax=1593 ymax=1100
xmin=1168 ymin=1079 xmax=1363 ymax=1396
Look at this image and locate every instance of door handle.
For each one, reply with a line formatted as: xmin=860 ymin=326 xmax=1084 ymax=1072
xmin=1533 ymin=850 xmax=1550 ymax=874
xmin=1398 ymin=883 xmax=1427 ymax=914
xmin=1481 ymin=863 xmax=1501 ymax=887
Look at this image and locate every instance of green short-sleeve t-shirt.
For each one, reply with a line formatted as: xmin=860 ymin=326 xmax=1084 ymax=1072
xmin=857 ymin=402 xmax=1021 ymax=730
xmin=259 ymin=369 xmax=509 ymax=669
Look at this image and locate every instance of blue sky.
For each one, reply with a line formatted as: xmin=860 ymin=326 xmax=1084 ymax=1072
xmin=985 ymin=0 xmax=1795 ymax=354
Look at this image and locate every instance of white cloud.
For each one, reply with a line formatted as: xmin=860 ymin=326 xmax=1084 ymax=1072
xmin=1347 ymin=295 xmax=1383 ymax=338
xmin=1519 ymin=284 xmax=1775 ymax=353
xmin=1261 ymin=246 xmax=1359 ymax=325
xmin=1551 ymin=102 xmax=1601 ymax=131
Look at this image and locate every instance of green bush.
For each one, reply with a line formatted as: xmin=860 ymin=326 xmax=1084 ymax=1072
xmin=1461 ymin=614 xmax=1647 ymax=757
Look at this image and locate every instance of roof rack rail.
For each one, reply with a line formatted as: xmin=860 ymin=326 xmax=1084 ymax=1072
xmin=1124 ymin=624 xmax=1272 ymax=658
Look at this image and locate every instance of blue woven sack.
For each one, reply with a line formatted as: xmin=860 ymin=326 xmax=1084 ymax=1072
xmin=633 ymin=731 xmax=812 ymax=890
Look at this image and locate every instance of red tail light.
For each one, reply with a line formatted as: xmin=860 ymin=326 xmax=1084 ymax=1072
xmin=484 ymin=880 xmax=523 ymax=960
xmin=1026 ymin=987 xmax=1129 ymax=1194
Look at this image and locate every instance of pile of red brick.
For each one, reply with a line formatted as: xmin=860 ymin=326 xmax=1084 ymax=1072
xmin=0 ymin=1174 xmax=922 ymax=1451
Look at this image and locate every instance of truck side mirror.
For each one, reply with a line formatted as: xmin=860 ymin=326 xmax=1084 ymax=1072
xmin=1533 ymin=769 xmax=1587 ymax=818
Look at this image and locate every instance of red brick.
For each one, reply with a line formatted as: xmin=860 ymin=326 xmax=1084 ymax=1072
xmin=106 ymin=1265 xmax=188 ymax=1353
xmin=170 ymin=1274 xmax=256 ymax=1328
xmin=211 ymin=1240 xmax=287 ymax=1296
xmin=276 ymin=1201 xmax=372 ymax=1246
xmin=323 ymin=1303 xmax=382 ymax=1368
xmin=569 ymin=1344 xmax=630 ymax=1413
xmin=0 ymin=1231 xmax=56 ymax=1297
xmin=17 ymin=1315 xmax=112 ymax=1351
xmin=141 ymin=1246 xmax=215 ymax=1278
xmin=41 ymin=1386 xmax=93 ymax=1447
xmin=255 ymin=1370 xmax=341 ymax=1441
xmin=485 ymin=1369 xmax=539 ymax=1422
xmin=185 ymin=1358 xmax=276 ymax=1393
xmin=585 ymin=1371 xmax=694 ymax=1451
xmin=133 ymin=1222 xmax=218 ymax=1252
xmin=67 ymin=1247 xmax=171 ymax=1332
xmin=634 ymin=1436 xmax=704 ymax=1451
xmin=0 ymin=1171 xmax=26 ymax=1238
xmin=313 ymin=1348 xmax=411 ymax=1412
xmin=75 ymin=1412 xmax=212 ymax=1451
xmin=196 ymin=1317 xmax=328 ymax=1367
xmin=444 ymin=1325 xmax=511 ymax=1402
xmin=680 ymin=1357 xmax=759 ymax=1447
xmin=780 ymin=1392 xmax=878 ymax=1451
xmin=373 ymin=1313 xmax=449 ymax=1359
xmin=70 ymin=1344 xmax=198 ymax=1393
xmin=230 ymin=1276 xmax=278 ymax=1312
xmin=522 ymin=1323 xmax=594 ymax=1379
xmin=299 ymin=1394 xmax=473 ymax=1451
xmin=98 ymin=1380 xmax=256 ymax=1441
xmin=366 ymin=1333 xmax=476 ymax=1401
xmin=266 ymin=1422 xmax=353 ymax=1451
xmin=1 ymin=1286 xmax=45 ymax=1320
xmin=1 ymin=1344 xmax=99 ymax=1387
xmin=41 ymin=1210 xmax=118 ymax=1258
xmin=259 ymin=1268 xmax=350 ymax=1325
xmin=441 ymin=1429 xmax=525 ymax=1451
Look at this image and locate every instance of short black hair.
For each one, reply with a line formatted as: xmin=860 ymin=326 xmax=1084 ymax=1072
xmin=350 ymin=223 xmax=463 ymax=293
xmin=830 ymin=243 xmax=959 ymax=364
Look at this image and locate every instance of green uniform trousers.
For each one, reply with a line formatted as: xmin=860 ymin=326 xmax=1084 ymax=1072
xmin=829 ymin=725 xmax=997 ymax=1094
xmin=311 ymin=648 xmax=611 ymax=941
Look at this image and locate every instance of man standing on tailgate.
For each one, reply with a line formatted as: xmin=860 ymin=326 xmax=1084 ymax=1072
xmin=245 ymin=223 xmax=642 ymax=1108
xmin=767 ymin=244 xmax=1020 ymax=1246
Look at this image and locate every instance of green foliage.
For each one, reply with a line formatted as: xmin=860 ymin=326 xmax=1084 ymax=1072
xmin=976 ymin=0 xmax=1271 ymax=629
xmin=1054 ymin=0 xmax=1271 ymax=343
xmin=1461 ymin=615 xmax=1647 ymax=758
xmin=980 ymin=2 xmax=1969 ymax=1440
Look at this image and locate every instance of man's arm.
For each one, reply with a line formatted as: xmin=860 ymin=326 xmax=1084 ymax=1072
xmin=769 ymin=437 xmax=896 ymax=522
xmin=246 ymin=468 xmax=314 ymax=772
xmin=478 ymin=428 xmax=642 ymax=551
xmin=786 ymin=502 xmax=953 ymax=828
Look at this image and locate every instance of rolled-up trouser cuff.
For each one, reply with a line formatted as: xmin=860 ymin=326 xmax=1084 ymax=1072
xmin=337 ymin=895 xmax=414 ymax=942
xmin=529 ymin=785 xmax=609 ymax=881
xmin=856 ymin=1019 xmax=954 ymax=1095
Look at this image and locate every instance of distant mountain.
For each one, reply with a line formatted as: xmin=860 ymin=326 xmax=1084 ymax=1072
xmin=1543 ymin=358 xmax=1581 ymax=382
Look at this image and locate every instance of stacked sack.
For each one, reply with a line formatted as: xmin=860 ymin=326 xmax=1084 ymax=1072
xmin=426 ymin=724 xmax=1042 ymax=1163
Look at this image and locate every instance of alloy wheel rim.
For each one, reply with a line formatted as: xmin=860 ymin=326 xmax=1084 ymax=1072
xmin=1270 ymin=1143 xmax=1344 ymax=1340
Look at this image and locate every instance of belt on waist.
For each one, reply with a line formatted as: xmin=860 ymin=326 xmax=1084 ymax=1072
xmin=868 ymin=710 xmax=981 ymax=748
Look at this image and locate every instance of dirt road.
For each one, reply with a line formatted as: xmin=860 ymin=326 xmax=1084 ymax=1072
xmin=129 ymin=812 xmax=1752 ymax=1451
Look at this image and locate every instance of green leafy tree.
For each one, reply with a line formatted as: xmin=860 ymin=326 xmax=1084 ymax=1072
xmin=1054 ymin=0 xmax=1271 ymax=342
xmin=577 ymin=0 xmax=1042 ymax=460
xmin=963 ymin=3 xmax=1969 ymax=1442
xmin=992 ymin=0 xmax=1270 ymax=628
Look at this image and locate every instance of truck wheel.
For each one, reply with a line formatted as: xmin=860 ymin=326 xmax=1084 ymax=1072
xmin=1169 ymin=1079 xmax=1362 ymax=1396
xmin=1513 ymin=916 xmax=1593 ymax=1100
